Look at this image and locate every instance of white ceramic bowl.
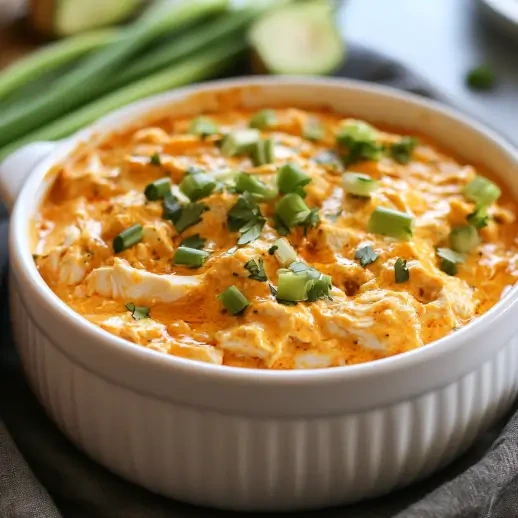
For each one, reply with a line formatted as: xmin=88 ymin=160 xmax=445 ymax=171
xmin=2 ymin=77 xmax=518 ymax=511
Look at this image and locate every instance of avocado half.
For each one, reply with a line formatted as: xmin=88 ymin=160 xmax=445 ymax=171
xmin=30 ymin=0 xmax=142 ymax=37
xmin=248 ymin=0 xmax=346 ymax=76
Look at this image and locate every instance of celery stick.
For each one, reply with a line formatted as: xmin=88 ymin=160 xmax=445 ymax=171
xmin=0 ymin=0 xmax=228 ymax=148
xmin=0 ymin=28 xmax=117 ymax=100
xmin=0 ymin=39 xmax=246 ymax=162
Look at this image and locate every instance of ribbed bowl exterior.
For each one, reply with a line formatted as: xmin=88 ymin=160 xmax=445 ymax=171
xmin=11 ymin=281 xmax=518 ymax=511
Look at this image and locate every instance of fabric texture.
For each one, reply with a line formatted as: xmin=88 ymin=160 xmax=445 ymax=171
xmin=1 ymin=44 xmax=518 ymax=518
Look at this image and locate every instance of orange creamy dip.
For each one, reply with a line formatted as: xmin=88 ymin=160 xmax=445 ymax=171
xmin=33 ymin=107 xmax=518 ymax=369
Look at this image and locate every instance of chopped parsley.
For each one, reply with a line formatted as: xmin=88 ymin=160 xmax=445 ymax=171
xmin=354 ymin=245 xmax=379 ymax=267
xmin=125 ymin=303 xmax=150 ymax=320
xmin=244 ymin=258 xmax=267 ymax=282
xmin=437 ymin=248 xmax=464 ymax=277
xmin=150 ymin=152 xmax=161 ymax=166
xmin=467 ymin=206 xmax=489 ymax=229
xmin=389 ymin=136 xmax=418 ymax=164
xmin=180 ymin=234 xmax=206 ymax=250
xmin=227 ymin=193 xmax=266 ymax=245
xmin=336 ymin=120 xmax=384 ymax=166
xmin=162 ymin=192 xmax=208 ymax=234
xmin=466 ymin=65 xmax=496 ymax=91
xmin=268 ymin=245 xmax=279 ymax=255
xmin=394 ymin=258 xmax=409 ymax=284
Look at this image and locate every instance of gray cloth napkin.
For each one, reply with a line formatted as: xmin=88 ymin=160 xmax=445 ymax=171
xmin=1 ymin=44 xmax=518 ymax=518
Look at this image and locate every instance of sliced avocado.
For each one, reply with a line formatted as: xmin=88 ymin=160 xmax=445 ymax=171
xmin=30 ymin=0 xmax=142 ymax=37
xmin=248 ymin=0 xmax=345 ymax=75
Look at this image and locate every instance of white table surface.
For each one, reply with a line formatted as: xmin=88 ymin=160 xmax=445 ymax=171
xmin=340 ymin=0 xmax=518 ymax=145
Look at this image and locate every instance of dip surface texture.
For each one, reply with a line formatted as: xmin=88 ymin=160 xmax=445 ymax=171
xmin=34 ymin=108 xmax=518 ymax=369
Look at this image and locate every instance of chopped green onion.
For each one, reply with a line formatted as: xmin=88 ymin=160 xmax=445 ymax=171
xmin=276 ymin=270 xmax=314 ymax=302
xmin=125 ymin=302 xmax=150 ymax=320
xmin=244 ymin=258 xmax=267 ymax=282
xmin=150 ymin=152 xmax=161 ymax=166
xmin=235 ymin=172 xmax=277 ymax=200
xmin=220 ymin=129 xmax=260 ymax=156
xmin=394 ymin=258 xmax=409 ymax=283
xmin=467 ymin=205 xmax=489 ymax=229
xmin=303 ymin=119 xmax=324 ymax=142
xmin=336 ymin=120 xmax=383 ymax=165
xmin=368 ymin=207 xmax=413 ymax=240
xmin=277 ymin=162 xmax=311 ymax=194
xmin=250 ymin=138 xmax=275 ymax=166
xmin=113 ymin=224 xmax=143 ymax=253
xmin=268 ymin=245 xmax=278 ymax=255
xmin=355 ymin=245 xmax=379 ymax=267
xmin=173 ymin=246 xmax=209 ymax=268
xmin=437 ymin=248 xmax=465 ymax=276
xmin=466 ymin=65 xmax=495 ymax=91
xmin=185 ymin=165 xmax=205 ymax=175
xmin=162 ymin=192 xmax=182 ymax=221
xmin=189 ymin=116 xmax=218 ymax=137
xmin=275 ymin=193 xmax=311 ymax=228
xmin=306 ymin=273 xmax=332 ymax=302
xmin=249 ymin=109 xmax=276 ymax=130
xmin=389 ymin=136 xmax=418 ymax=165
xmin=273 ymin=237 xmax=297 ymax=266
xmin=464 ymin=176 xmax=501 ymax=206
xmin=179 ymin=234 xmax=206 ymax=250
xmin=180 ymin=172 xmax=216 ymax=201
xmin=218 ymin=285 xmax=249 ymax=315
xmin=450 ymin=225 xmax=480 ymax=253
xmin=144 ymin=177 xmax=171 ymax=201
xmin=342 ymin=172 xmax=379 ymax=197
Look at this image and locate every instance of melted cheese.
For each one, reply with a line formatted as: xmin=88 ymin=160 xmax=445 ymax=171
xmin=34 ymin=108 xmax=518 ymax=369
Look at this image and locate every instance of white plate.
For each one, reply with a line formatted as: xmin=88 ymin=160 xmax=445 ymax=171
xmin=478 ymin=0 xmax=518 ymax=41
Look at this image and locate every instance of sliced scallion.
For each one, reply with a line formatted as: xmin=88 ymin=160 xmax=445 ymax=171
xmin=275 ymin=193 xmax=311 ymax=228
xmin=464 ymin=176 xmax=501 ymax=206
xmin=389 ymin=136 xmax=418 ymax=165
xmin=180 ymin=234 xmax=206 ymax=250
xmin=220 ymin=129 xmax=260 ymax=157
xmin=342 ymin=172 xmax=379 ymax=197
xmin=467 ymin=205 xmax=489 ymax=229
xmin=273 ymin=237 xmax=297 ymax=266
xmin=336 ymin=119 xmax=383 ymax=165
xmin=437 ymin=248 xmax=464 ymax=276
xmin=249 ymin=109 xmax=276 ymax=130
xmin=144 ymin=177 xmax=171 ymax=201
xmin=394 ymin=258 xmax=409 ymax=284
xmin=235 ymin=172 xmax=277 ymax=200
xmin=180 ymin=172 xmax=216 ymax=201
xmin=173 ymin=246 xmax=209 ymax=268
xmin=189 ymin=116 xmax=218 ymax=137
xmin=368 ymin=207 xmax=413 ymax=240
xmin=250 ymin=138 xmax=275 ymax=166
xmin=113 ymin=224 xmax=143 ymax=253
xmin=218 ymin=285 xmax=249 ymax=315
xmin=276 ymin=270 xmax=313 ymax=302
xmin=306 ymin=273 xmax=332 ymax=302
xmin=450 ymin=225 xmax=480 ymax=253
xmin=277 ymin=162 xmax=311 ymax=194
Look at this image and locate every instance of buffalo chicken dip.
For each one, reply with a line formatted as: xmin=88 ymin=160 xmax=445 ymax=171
xmin=33 ymin=107 xmax=518 ymax=369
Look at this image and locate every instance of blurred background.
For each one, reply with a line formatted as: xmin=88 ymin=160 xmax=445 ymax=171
xmin=0 ymin=0 xmax=516 ymax=161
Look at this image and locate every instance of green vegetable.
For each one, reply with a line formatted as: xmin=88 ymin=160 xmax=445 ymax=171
xmin=0 ymin=0 xmax=228 ymax=148
xmin=277 ymin=163 xmax=311 ymax=195
xmin=306 ymin=273 xmax=332 ymax=302
xmin=276 ymin=261 xmax=332 ymax=303
xmin=173 ymin=246 xmax=209 ymax=268
xmin=0 ymin=28 xmax=116 ymax=100
xmin=220 ymin=129 xmax=260 ymax=157
xmin=162 ymin=192 xmax=182 ymax=221
xmin=355 ymin=245 xmax=379 ymax=267
xmin=0 ymin=40 xmax=247 ymax=161
xmin=227 ymin=193 xmax=266 ymax=245
xmin=467 ymin=206 xmax=489 ymax=229
xmin=313 ymin=150 xmax=343 ymax=171
xmin=450 ymin=225 xmax=480 ymax=253
xmin=180 ymin=172 xmax=216 ymax=201
xmin=189 ymin=116 xmax=219 ymax=137
xmin=250 ymin=138 xmax=276 ymax=166
xmin=180 ymin=234 xmax=206 ymax=250
xmin=342 ymin=172 xmax=379 ymax=197
xmin=173 ymin=202 xmax=209 ymax=234
xmin=249 ymin=109 xmax=277 ymax=130
xmin=464 ymin=176 xmax=501 ymax=206
xmin=113 ymin=224 xmax=143 ymax=253
xmin=234 ymin=172 xmax=277 ymax=200
xmin=272 ymin=237 xmax=297 ymax=266
xmin=237 ymin=218 xmax=266 ymax=245
xmin=368 ymin=207 xmax=413 ymax=240
xmin=394 ymin=258 xmax=409 ymax=284
xmin=268 ymin=245 xmax=278 ymax=255
xmin=336 ymin=119 xmax=383 ymax=165
xmin=218 ymin=285 xmax=249 ymax=315
xmin=249 ymin=0 xmax=345 ymax=75
xmin=466 ymin=65 xmax=495 ymax=91
xmin=125 ymin=302 xmax=150 ymax=320
xmin=303 ymin=119 xmax=324 ymax=142
xmin=437 ymin=248 xmax=465 ymax=276
xmin=144 ymin=177 xmax=170 ymax=201
xmin=149 ymin=152 xmax=161 ymax=166
xmin=275 ymin=193 xmax=311 ymax=228
xmin=389 ymin=136 xmax=418 ymax=164
xmin=244 ymin=258 xmax=267 ymax=281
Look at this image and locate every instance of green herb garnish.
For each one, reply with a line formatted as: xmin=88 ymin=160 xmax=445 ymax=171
xmin=244 ymin=258 xmax=267 ymax=282
xmin=173 ymin=246 xmax=209 ymax=268
xmin=189 ymin=116 xmax=219 ymax=137
xmin=125 ymin=303 xmax=150 ymax=320
xmin=218 ymin=286 xmax=249 ymax=315
xmin=437 ymin=248 xmax=465 ymax=276
xmin=336 ymin=120 xmax=384 ymax=165
xmin=394 ymin=258 xmax=409 ymax=283
xmin=355 ymin=245 xmax=379 ymax=267
xmin=368 ymin=207 xmax=413 ymax=240
xmin=113 ymin=224 xmax=143 ymax=253
xmin=249 ymin=109 xmax=277 ymax=130
xmin=150 ymin=153 xmax=161 ymax=166
xmin=389 ymin=136 xmax=418 ymax=164
xmin=466 ymin=65 xmax=496 ymax=91
xmin=179 ymin=234 xmax=206 ymax=250
xmin=144 ymin=177 xmax=170 ymax=201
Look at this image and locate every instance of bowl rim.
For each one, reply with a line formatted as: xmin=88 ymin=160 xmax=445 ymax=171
xmin=9 ymin=75 xmax=518 ymax=386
